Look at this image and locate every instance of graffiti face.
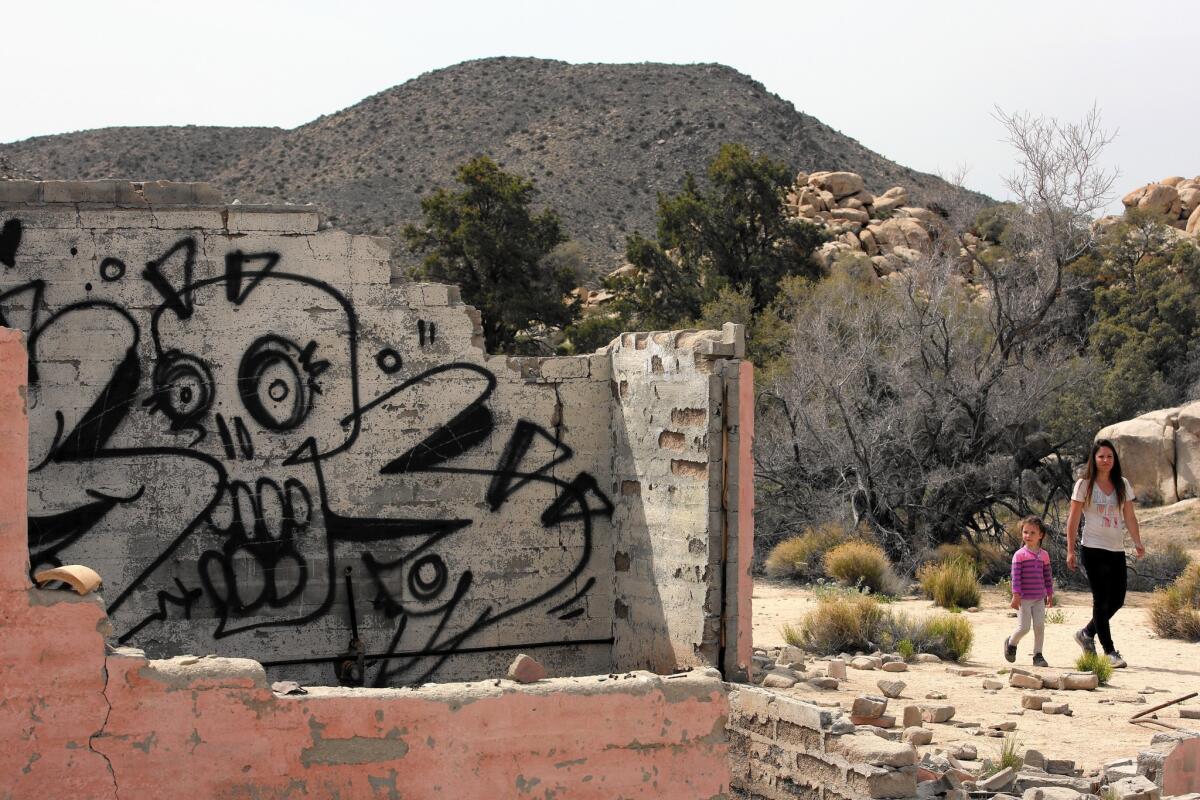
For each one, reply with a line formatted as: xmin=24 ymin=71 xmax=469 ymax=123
xmin=1 ymin=226 xmax=614 ymax=687
xmin=147 ymin=252 xmax=359 ymax=466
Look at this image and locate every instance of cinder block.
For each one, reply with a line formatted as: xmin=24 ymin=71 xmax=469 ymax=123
xmin=0 ymin=181 xmax=42 ymax=203
xmin=41 ymin=180 xmax=120 ymax=204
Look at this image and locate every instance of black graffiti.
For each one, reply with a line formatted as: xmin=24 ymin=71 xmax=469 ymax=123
xmin=0 ymin=219 xmax=21 ymax=268
xmin=99 ymin=257 xmax=126 ymax=281
xmin=375 ymin=348 xmax=402 ymax=374
xmin=6 ymin=228 xmax=613 ymax=687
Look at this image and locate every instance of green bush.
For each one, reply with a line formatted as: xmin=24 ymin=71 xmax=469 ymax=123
xmin=1149 ymin=563 xmax=1200 ymax=641
xmin=1075 ymin=651 xmax=1114 ymax=685
xmin=765 ymin=522 xmax=852 ymax=581
xmin=824 ymin=541 xmax=896 ymax=594
xmin=896 ymin=638 xmax=916 ymax=661
xmin=922 ymin=613 xmax=974 ymax=662
xmin=917 ymin=557 xmax=982 ymax=609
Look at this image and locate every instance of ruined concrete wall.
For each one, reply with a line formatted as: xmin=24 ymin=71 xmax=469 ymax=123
xmin=609 ymin=328 xmax=754 ymax=680
xmin=0 ymin=328 xmax=733 ymax=800
xmin=727 ymin=687 xmax=918 ymax=800
xmin=0 ymin=180 xmax=748 ymax=687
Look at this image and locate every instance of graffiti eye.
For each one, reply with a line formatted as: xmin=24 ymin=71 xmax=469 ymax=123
xmin=238 ymin=336 xmax=313 ymax=431
xmin=152 ymin=352 xmax=214 ymax=426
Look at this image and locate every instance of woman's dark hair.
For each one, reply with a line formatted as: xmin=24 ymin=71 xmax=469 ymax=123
xmin=1083 ymin=438 xmax=1125 ymax=507
xmin=1020 ymin=515 xmax=1048 ymax=543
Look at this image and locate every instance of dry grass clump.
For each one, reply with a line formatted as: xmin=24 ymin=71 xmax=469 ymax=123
xmin=1149 ymin=562 xmax=1200 ymax=641
xmin=1075 ymin=651 xmax=1114 ymax=685
xmin=1127 ymin=541 xmax=1192 ymax=591
xmin=785 ymin=594 xmax=973 ymax=662
xmin=765 ymin=522 xmax=852 ymax=581
xmin=934 ymin=539 xmax=1010 ymax=582
xmin=790 ymin=591 xmax=887 ymax=653
xmin=917 ymin=556 xmax=982 ymax=609
xmin=823 ymin=541 xmax=900 ymax=595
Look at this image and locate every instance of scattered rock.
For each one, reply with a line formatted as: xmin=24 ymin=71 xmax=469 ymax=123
xmin=914 ymin=654 xmax=942 ymax=664
xmin=1024 ymin=749 xmax=1045 ymax=771
xmin=920 ymin=704 xmax=956 ymax=723
xmin=271 ymin=680 xmax=307 ymax=695
xmin=506 ymin=653 xmax=546 ymax=683
xmin=851 ymin=714 xmax=897 ymax=729
xmin=1045 ymin=759 xmax=1075 ymax=776
xmin=877 ymin=679 xmax=907 ymax=699
xmin=947 ymin=666 xmax=984 ymax=677
xmin=779 ymin=644 xmax=805 ymax=665
xmin=1020 ymin=788 xmax=1084 ymax=800
xmin=1022 ymin=694 xmax=1050 ymax=710
xmin=903 ymin=705 xmax=924 ymax=728
xmin=926 ymin=691 xmax=948 ymax=700
xmin=882 ymin=661 xmax=909 ymax=673
xmin=1180 ymin=707 xmax=1200 ymax=719
xmin=984 ymin=678 xmax=1005 ymax=690
xmin=827 ymin=658 xmax=848 ymax=680
xmin=1108 ymin=775 xmax=1161 ymax=800
xmin=835 ymin=732 xmax=918 ymax=767
xmin=1062 ymin=672 xmax=1099 ymax=691
xmin=762 ymin=667 xmax=800 ymax=689
xmin=947 ymin=744 xmax=977 ymax=761
xmin=851 ymin=656 xmax=882 ymax=670
xmin=1041 ymin=702 xmax=1070 ymax=715
xmin=904 ymin=727 xmax=934 ymax=745
xmin=980 ymin=767 xmax=1018 ymax=792
xmin=808 ymin=677 xmax=840 ymax=690
xmin=990 ymin=721 xmax=1018 ymax=732
xmin=1010 ymin=673 xmax=1044 ymax=690
xmin=853 ymin=695 xmax=890 ymax=718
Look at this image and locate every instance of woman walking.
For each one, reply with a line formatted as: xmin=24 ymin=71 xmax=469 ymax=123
xmin=1065 ymin=439 xmax=1145 ymax=668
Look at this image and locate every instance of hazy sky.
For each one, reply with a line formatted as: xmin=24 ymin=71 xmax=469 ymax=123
xmin=6 ymin=1 xmax=1197 ymax=209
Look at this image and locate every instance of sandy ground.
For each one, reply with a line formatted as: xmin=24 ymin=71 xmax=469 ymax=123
xmin=750 ymin=500 xmax=1200 ymax=770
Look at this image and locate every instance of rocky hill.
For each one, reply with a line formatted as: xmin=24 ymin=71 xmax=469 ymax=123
xmin=1 ymin=57 xmax=984 ymax=274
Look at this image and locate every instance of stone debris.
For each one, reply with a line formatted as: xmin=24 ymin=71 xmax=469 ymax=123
xmin=506 ymin=653 xmax=546 ymax=683
xmin=1181 ymin=707 xmax=1200 ymax=719
xmin=921 ymin=704 xmax=956 ymax=723
xmin=1024 ymin=749 xmax=1046 ymax=771
xmin=851 ymin=655 xmax=882 ymax=670
xmin=927 ymin=691 xmax=948 ymax=700
xmin=807 ymin=676 xmax=840 ymax=690
xmin=1108 ymin=775 xmax=1161 ymax=800
xmin=984 ymin=678 xmax=1006 ymax=690
xmin=1010 ymin=672 xmax=1044 ymax=690
xmin=878 ymin=679 xmax=907 ymax=699
xmin=1042 ymin=702 xmax=1071 ymax=715
xmin=948 ymin=666 xmax=985 ymax=677
xmin=851 ymin=695 xmax=887 ymax=716
xmin=914 ymin=654 xmax=943 ymax=664
xmin=903 ymin=705 xmax=924 ymax=728
xmin=990 ymin=721 xmax=1018 ymax=732
xmin=882 ymin=661 xmax=909 ymax=673
xmin=827 ymin=658 xmax=848 ymax=679
xmin=1045 ymin=759 xmax=1076 ymax=776
xmin=980 ymin=767 xmax=1018 ymax=792
xmin=1023 ymin=694 xmax=1050 ymax=710
xmin=762 ymin=667 xmax=801 ymax=688
xmin=905 ymin=727 xmax=934 ymax=745
xmin=1062 ymin=672 xmax=1099 ymax=691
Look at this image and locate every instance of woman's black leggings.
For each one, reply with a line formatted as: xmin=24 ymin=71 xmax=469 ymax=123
xmin=1081 ymin=545 xmax=1127 ymax=653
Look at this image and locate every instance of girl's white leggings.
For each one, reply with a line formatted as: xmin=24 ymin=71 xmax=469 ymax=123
xmin=1010 ymin=598 xmax=1046 ymax=653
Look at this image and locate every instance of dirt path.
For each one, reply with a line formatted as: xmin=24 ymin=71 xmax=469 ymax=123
xmin=751 ymin=500 xmax=1200 ymax=770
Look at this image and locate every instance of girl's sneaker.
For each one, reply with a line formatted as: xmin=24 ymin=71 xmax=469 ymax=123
xmin=1032 ymin=653 xmax=1049 ymax=668
xmin=1106 ymin=651 xmax=1127 ymax=668
xmin=1004 ymin=637 xmax=1016 ymax=663
xmin=1074 ymin=628 xmax=1096 ymax=654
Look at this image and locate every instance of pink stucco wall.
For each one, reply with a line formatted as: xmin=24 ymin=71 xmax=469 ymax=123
xmin=0 ymin=328 xmax=732 ymax=800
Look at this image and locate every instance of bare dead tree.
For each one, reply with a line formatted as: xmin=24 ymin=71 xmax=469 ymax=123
xmin=756 ymin=107 xmax=1118 ymax=563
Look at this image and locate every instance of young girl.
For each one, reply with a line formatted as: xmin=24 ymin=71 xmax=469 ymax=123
xmin=1005 ymin=515 xmax=1054 ymax=667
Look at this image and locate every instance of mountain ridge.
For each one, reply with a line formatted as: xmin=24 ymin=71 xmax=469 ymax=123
xmin=1 ymin=57 xmax=985 ymax=273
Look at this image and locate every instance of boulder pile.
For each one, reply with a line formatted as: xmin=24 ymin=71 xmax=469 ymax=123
xmin=1122 ymin=176 xmax=1200 ymax=236
xmin=785 ymin=170 xmax=950 ymax=275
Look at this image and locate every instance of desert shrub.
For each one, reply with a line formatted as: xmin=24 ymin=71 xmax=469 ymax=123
xmin=1127 ymin=541 xmax=1192 ymax=591
xmin=795 ymin=598 xmax=972 ymax=660
xmin=765 ymin=522 xmax=852 ymax=581
xmin=917 ymin=557 xmax=982 ymax=609
xmin=1045 ymin=608 xmax=1067 ymax=625
xmin=921 ymin=613 xmax=974 ymax=662
xmin=1149 ymin=563 xmax=1200 ymax=641
xmin=934 ymin=540 xmax=1010 ymax=583
xmin=1075 ymin=651 xmax=1114 ymax=685
xmin=824 ymin=541 xmax=899 ymax=595
xmin=795 ymin=592 xmax=887 ymax=653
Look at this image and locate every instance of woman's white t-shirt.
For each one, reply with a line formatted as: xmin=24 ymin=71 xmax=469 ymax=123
xmin=1071 ymin=477 xmax=1135 ymax=552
